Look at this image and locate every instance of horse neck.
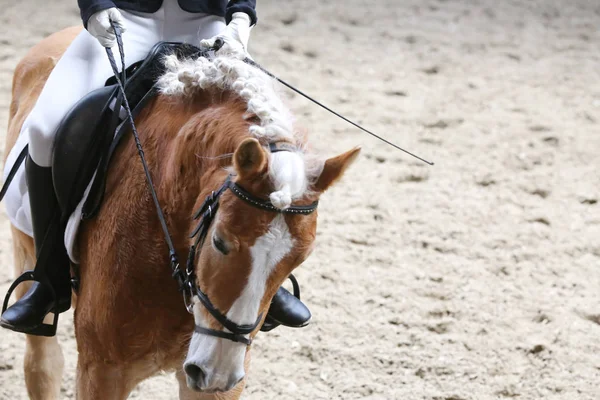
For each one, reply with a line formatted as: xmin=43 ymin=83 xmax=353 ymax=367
xmin=138 ymin=93 xmax=253 ymax=221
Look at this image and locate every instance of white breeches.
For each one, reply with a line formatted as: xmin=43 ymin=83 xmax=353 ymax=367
xmin=3 ymin=1 xmax=225 ymax=238
xmin=27 ymin=2 xmax=225 ymax=166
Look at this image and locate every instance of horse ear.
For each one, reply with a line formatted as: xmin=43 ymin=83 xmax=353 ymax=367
xmin=233 ymin=138 xmax=267 ymax=179
xmin=313 ymin=147 xmax=361 ymax=193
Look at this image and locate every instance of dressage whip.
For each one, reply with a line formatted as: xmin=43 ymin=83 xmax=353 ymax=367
xmin=241 ymin=56 xmax=435 ymax=166
xmin=2 ymin=34 xmax=435 ymax=205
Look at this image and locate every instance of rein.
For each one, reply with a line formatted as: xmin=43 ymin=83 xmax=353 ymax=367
xmin=106 ymin=25 xmax=318 ymax=346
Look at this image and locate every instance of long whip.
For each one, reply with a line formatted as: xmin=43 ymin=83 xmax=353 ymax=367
xmin=241 ymin=56 xmax=434 ymax=166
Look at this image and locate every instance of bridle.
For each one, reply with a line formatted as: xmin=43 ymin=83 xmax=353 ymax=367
xmin=106 ymin=26 xmax=318 ymax=347
xmin=181 ymin=176 xmax=318 ymax=345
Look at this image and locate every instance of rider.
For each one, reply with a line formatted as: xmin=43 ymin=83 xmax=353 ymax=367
xmin=1 ymin=0 xmax=310 ymax=336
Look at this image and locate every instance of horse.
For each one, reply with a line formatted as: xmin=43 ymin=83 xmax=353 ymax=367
xmin=3 ymin=26 xmax=360 ymax=399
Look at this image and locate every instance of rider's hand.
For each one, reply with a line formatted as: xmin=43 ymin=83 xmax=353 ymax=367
xmin=200 ymin=12 xmax=252 ymax=59
xmin=87 ymin=8 xmax=126 ymax=48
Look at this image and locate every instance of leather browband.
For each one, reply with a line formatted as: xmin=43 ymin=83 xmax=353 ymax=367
xmin=228 ymin=181 xmax=318 ymax=215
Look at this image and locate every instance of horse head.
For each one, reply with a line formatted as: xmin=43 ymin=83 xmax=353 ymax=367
xmin=183 ymin=137 xmax=359 ymax=392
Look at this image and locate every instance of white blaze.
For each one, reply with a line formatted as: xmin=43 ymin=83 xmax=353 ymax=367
xmin=185 ymin=214 xmax=293 ymax=392
xmin=227 ymin=214 xmax=293 ymax=324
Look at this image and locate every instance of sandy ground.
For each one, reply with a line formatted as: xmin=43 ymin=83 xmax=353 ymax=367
xmin=1 ymin=0 xmax=600 ymax=399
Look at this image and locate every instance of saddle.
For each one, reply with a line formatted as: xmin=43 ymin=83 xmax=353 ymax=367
xmin=52 ymin=42 xmax=205 ymax=220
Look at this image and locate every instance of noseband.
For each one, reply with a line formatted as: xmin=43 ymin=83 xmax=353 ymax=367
xmin=178 ymin=176 xmax=318 ymax=346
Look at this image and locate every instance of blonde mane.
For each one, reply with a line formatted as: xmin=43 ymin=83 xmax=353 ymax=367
xmin=157 ymin=54 xmax=323 ymax=207
xmin=158 ymin=55 xmax=296 ymax=144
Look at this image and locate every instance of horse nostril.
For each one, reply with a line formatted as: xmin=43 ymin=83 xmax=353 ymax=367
xmin=184 ymin=364 xmax=205 ymax=387
xmin=226 ymin=372 xmax=245 ymax=392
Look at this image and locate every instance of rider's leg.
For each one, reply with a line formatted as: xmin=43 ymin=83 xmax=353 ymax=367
xmin=0 ymin=17 xmax=163 ymax=335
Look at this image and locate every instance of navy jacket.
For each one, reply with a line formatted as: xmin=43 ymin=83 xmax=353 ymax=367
xmin=78 ymin=0 xmax=257 ymax=28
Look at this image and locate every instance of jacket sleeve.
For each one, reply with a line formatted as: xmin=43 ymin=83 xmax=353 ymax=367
xmin=226 ymin=0 xmax=257 ymax=26
xmin=78 ymin=0 xmax=116 ymax=28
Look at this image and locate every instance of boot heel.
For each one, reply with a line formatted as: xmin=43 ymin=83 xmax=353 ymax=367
xmin=27 ymin=311 xmax=59 ymax=337
xmin=260 ymin=315 xmax=280 ymax=332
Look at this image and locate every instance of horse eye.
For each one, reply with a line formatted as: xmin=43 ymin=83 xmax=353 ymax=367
xmin=212 ymin=235 xmax=229 ymax=255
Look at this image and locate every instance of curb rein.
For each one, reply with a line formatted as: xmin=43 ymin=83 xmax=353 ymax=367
xmin=107 ymin=26 xmax=318 ymax=346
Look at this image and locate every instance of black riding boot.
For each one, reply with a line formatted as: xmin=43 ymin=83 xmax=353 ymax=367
xmin=0 ymin=156 xmax=71 ymax=337
xmin=261 ymin=275 xmax=311 ymax=332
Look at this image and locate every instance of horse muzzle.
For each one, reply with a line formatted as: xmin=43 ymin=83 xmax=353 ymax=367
xmin=184 ymin=361 xmax=244 ymax=393
xmin=184 ymin=328 xmax=247 ymax=393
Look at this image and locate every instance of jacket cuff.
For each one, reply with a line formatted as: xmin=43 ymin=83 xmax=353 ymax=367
xmin=80 ymin=1 xmax=116 ymax=29
xmin=226 ymin=5 xmax=257 ymax=26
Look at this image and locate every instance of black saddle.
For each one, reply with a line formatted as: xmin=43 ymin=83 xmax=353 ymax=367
xmin=51 ymin=42 xmax=205 ymax=220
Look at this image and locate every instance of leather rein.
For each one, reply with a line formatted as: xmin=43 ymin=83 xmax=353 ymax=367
xmin=107 ymin=26 xmax=318 ymax=346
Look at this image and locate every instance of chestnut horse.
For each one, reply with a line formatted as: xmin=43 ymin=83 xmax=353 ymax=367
xmin=3 ymin=27 xmax=359 ymax=399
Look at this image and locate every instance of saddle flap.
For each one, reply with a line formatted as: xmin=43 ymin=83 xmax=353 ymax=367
xmin=52 ymin=85 xmax=117 ymax=216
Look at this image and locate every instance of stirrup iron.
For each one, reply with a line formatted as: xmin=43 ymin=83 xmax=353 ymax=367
xmin=1 ymin=271 xmax=61 ymax=337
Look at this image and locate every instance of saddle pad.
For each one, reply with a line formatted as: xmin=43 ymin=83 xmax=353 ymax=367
xmin=3 ymin=130 xmax=100 ymax=263
xmin=3 ymin=139 xmax=31 ymax=238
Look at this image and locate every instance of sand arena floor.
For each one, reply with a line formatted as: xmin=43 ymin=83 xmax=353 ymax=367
xmin=1 ymin=1 xmax=599 ymax=399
